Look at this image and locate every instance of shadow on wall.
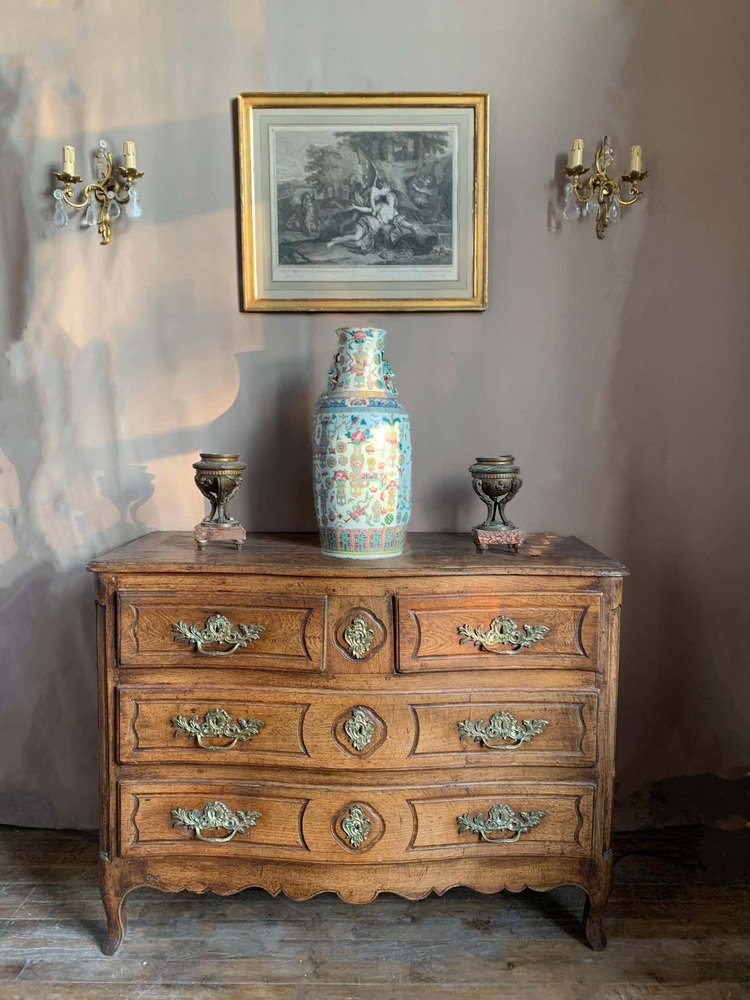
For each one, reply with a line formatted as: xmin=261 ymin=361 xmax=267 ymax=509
xmin=208 ymin=351 xmax=318 ymax=532
xmin=609 ymin=0 xmax=750 ymax=816
xmin=0 ymin=64 xmax=32 ymax=346
xmin=0 ymin=377 xmax=159 ymax=827
xmin=0 ymin=340 xmax=318 ymax=828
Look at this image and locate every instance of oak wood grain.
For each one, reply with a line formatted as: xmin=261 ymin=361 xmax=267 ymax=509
xmin=89 ymin=531 xmax=628 ymax=577
xmin=89 ymin=530 xmax=627 ymax=954
xmin=116 ymin=778 xmax=594 ymax=864
xmin=117 ymin=685 xmax=597 ymax=769
xmin=117 ymin=593 xmax=324 ymax=671
xmin=396 ymin=592 xmax=601 ymax=672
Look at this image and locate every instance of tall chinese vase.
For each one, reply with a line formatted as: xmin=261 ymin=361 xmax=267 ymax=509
xmin=313 ymin=327 xmax=411 ymax=558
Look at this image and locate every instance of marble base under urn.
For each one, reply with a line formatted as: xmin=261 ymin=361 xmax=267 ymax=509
xmin=194 ymin=522 xmax=246 ymax=550
xmin=472 ymin=525 xmax=526 ymax=554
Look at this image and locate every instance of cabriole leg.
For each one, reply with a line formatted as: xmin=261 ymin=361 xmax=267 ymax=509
xmin=101 ymin=882 xmax=127 ymax=955
xmin=583 ymin=887 xmax=608 ymax=951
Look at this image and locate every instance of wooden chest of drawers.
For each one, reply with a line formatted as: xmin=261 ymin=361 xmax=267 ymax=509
xmin=89 ymin=531 xmax=626 ymax=954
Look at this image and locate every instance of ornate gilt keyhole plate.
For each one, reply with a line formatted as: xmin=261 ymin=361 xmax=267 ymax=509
xmin=333 ymin=608 xmax=387 ymax=663
xmin=332 ymin=705 xmax=387 ymax=758
xmin=332 ymin=801 xmax=384 ymax=853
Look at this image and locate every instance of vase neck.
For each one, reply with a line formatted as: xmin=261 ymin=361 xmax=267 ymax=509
xmin=327 ymin=328 xmax=396 ymax=397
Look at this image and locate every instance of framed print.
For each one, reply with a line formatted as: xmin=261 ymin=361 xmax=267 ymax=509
xmin=236 ymin=93 xmax=488 ymax=312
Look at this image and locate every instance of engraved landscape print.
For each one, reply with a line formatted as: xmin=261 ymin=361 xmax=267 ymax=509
xmin=237 ymin=93 xmax=488 ymax=310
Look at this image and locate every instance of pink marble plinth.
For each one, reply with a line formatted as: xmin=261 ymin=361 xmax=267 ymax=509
xmin=472 ymin=526 xmax=526 ymax=554
xmin=194 ymin=522 xmax=246 ymax=550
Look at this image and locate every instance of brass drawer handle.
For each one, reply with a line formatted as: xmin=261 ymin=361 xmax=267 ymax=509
xmin=458 ymin=710 xmax=549 ymax=750
xmin=172 ymin=707 xmax=264 ymax=751
xmin=458 ymin=615 xmax=549 ymax=653
xmin=171 ymin=613 xmax=265 ymax=657
xmin=457 ymin=803 xmax=545 ymax=844
xmin=171 ymin=800 xmax=261 ymax=843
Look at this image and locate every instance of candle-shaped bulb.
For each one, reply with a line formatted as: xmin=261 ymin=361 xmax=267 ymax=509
xmin=123 ymin=140 xmax=137 ymax=170
xmin=568 ymin=138 xmax=584 ymax=169
xmin=629 ymin=144 xmax=643 ymax=174
xmin=62 ymin=145 xmax=76 ymax=176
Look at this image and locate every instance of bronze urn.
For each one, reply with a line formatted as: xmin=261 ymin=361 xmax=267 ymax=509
xmin=193 ymin=453 xmax=247 ymax=549
xmin=469 ymin=455 xmax=525 ymax=553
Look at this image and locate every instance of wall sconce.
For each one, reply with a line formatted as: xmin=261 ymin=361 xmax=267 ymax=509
xmin=563 ymin=136 xmax=647 ymax=239
xmin=52 ymin=139 xmax=143 ymax=245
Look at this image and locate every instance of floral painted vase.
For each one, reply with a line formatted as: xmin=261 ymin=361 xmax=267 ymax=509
xmin=313 ymin=327 xmax=411 ymax=558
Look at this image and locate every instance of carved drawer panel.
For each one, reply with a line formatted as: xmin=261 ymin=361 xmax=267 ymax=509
xmin=117 ymin=592 xmax=325 ymax=671
xmin=117 ymin=687 xmax=311 ymax=765
xmin=406 ymin=782 xmax=594 ymax=859
xmin=396 ymin=592 xmax=601 ymax=673
xmin=411 ymin=691 xmax=597 ymax=766
xmin=118 ymin=782 xmax=310 ymax=859
xmin=117 ymin=779 xmax=594 ymax=863
xmin=117 ymin=687 xmax=597 ymax=769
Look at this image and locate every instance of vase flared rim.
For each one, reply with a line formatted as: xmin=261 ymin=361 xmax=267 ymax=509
xmin=335 ymin=326 xmax=387 ymax=336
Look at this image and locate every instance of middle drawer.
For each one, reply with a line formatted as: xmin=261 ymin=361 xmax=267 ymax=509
xmin=117 ymin=686 xmax=598 ymax=770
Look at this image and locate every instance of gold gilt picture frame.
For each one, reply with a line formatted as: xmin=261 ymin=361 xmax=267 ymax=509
xmin=236 ymin=93 xmax=488 ymax=312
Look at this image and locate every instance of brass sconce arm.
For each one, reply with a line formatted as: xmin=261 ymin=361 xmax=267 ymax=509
xmin=52 ymin=140 xmax=144 ymax=245
xmin=563 ymin=136 xmax=648 ymax=239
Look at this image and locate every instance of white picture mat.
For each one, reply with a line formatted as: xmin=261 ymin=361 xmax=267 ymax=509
xmin=249 ymin=105 xmax=476 ymax=301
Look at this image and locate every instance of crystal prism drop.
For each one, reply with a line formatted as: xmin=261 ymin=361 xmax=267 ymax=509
xmin=608 ymin=200 xmax=620 ymax=223
xmin=587 ymin=192 xmax=598 ymax=213
xmin=81 ymin=202 xmax=95 ymax=229
xmin=125 ymin=186 xmax=142 ymax=219
xmin=53 ymin=195 xmax=69 ymax=228
xmin=563 ymin=185 xmax=580 ymax=222
xmin=54 ymin=203 xmax=68 ymax=227
xmin=109 ymin=200 xmax=121 ymax=220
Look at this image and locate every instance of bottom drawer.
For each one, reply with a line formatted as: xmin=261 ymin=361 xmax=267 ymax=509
xmin=118 ymin=779 xmax=594 ymax=863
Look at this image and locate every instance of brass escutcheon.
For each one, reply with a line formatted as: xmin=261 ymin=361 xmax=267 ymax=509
xmin=457 ymin=802 xmax=545 ymax=844
xmin=457 ymin=615 xmax=549 ymax=653
xmin=343 ymin=706 xmax=376 ymax=752
xmin=458 ymin=710 xmax=549 ymax=750
xmin=340 ymin=804 xmax=372 ymax=849
xmin=343 ymin=615 xmax=375 ymax=660
xmin=171 ymin=613 xmax=265 ymax=657
xmin=171 ymin=800 xmax=261 ymax=843
xmin=172 ymin=707 xmax=264 ymax=751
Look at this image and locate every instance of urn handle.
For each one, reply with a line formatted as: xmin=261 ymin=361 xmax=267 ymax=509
xmin=326 ymin=350 xmax=342 ymax=391
xmin=457 ymin=615 xmax=549 ymax=653
xmin=458 ymin=710 xmax=549 ymax=750
xmin=383 ymin=355 xmax=398 ymax=396
xmin=171 ymin=800 xmax=261 ymax=843
xmin=171 ymin=613 xmax=265 ymax=657
xmin=457 ymin=802 xmax=545 ymax=844
xmin=172 ymin=707 xmax=264 ymax=751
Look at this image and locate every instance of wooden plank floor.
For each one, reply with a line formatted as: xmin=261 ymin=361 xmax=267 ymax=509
xmin=0 ymin=826 xmax=747 ymax=999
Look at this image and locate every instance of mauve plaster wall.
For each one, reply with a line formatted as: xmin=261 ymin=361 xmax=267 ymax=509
xmin=0 ymin=0 xmax=748 ymax=828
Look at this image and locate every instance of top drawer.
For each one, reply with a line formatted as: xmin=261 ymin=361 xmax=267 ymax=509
xmin=117 ymin=592 xmax=325 ymax=671
xmin=396 ymin=591 xmax=600 ymax=673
